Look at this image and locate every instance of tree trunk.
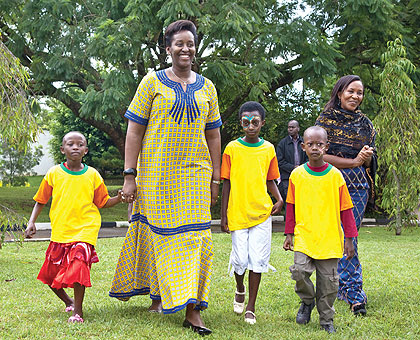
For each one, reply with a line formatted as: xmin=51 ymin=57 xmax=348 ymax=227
xmin=392 ymin=168 xmax=402 ymax=235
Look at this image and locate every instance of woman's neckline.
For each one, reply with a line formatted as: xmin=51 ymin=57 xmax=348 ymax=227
xmin=163 ymin=68 xmax=198 ymax=87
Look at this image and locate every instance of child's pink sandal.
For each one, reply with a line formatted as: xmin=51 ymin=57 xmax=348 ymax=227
xmin=68 ymin=314 xmax=84 ymax=323
xmin=64 ymin=306 xmax=74 ymax=313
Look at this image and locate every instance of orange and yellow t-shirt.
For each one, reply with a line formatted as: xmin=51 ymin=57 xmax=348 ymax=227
xmin=221 ymin=138 xmax=280 ymax=231
xmin=34 ymin=163 xmax=110 ymax=246
xmin=286 ymin=163 xmax=353 ymax=259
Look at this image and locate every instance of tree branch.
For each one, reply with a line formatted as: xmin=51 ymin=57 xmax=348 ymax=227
xmin=37 ymin=83 xmax=125 ymax=157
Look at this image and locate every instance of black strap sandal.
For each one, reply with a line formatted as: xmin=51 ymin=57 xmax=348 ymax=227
xmin=352 ymin=303 xmax=367 ymax=316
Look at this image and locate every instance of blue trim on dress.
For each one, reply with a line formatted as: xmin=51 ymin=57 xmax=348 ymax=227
xmin=205 ymin=118 xmax=222 ymax=130
xmin=150 ymin=294 xmax=162 ymax=301
xmin=125 ymin=110 xmax=149 ymax=125
xmin=109 ymin=290 xmax=208 ymax=313
xmin=109 ymin=287 xmax=150 ymax=298
xmin=162 ymin=298 xmax=208 ymax=314
xmin=156 ymin=70 xmax=205 ymax=125
xmin=131 ymin=212 xmax=211 ymax=235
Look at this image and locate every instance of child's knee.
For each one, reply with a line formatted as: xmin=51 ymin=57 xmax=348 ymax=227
xmin=289 ymin=263 xmax=306 ymax=282
xmin=231 ymin=256 xmax=248 ymax=275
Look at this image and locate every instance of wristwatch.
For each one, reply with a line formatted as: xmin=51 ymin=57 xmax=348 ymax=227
xmin=123 ymin=168 xmax=137 ymax=177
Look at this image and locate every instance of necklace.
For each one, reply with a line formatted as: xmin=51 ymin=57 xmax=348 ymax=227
xmin=170 ymin=67 xmax=190 ymax=86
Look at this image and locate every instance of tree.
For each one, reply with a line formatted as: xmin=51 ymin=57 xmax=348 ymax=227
xmin=0 ymin=0 xmax=412 ymax=151
xmin=47 ymin=100 xmax=123 ymax=176
xmin=0 ymin=36 xmax=38 ymax=150
xmin=0 ymin=141 xmax=43 ymax=186
xmin=374 ymin=38 xmax=419 ymax=235
xmin=0 ymin=0 xmax=349 ymax=153
xmin=0 ymin=38 xmax=39 ymax=247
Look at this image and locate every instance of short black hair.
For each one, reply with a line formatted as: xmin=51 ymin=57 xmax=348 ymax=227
xmin=238 ymin=101 xmax=266 ymax=120
xmin=288 ymin=120 xmax=299 ymax=127
xmin=164 ymin=20 xmax=198 ymax=48
xmin=303 ymin=126 xmax=328 ymax=142
xmin=62 ymin=131 xmax=87 ymax=145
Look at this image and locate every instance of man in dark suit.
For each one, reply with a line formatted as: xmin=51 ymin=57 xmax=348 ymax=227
xmin=276 ymin=120 xmax=308 ymax=202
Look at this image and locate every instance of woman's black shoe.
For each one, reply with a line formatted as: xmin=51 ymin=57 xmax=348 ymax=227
xmin=182 ymin=319 xmax=212 ymax=336
xmin=352 ymin=303 xmax=367 ymax=316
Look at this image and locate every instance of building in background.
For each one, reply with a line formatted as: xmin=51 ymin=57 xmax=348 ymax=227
xmin=32 ymin=130 xmax=55 ymax=175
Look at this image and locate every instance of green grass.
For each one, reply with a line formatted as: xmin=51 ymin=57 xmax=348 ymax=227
xmin=26 ymin=175 xmax=44 ymax=188
xmin=1 ymin=227 xmax=420 ymax=339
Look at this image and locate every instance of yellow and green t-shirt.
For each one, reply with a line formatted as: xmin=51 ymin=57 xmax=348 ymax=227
xmin=34 ymin=163 xmax=110 ymax=246
xmin=287 ymin=163 xmax=353 ymax=259
xmin=221 ymin=138 xmax=280 ymax=231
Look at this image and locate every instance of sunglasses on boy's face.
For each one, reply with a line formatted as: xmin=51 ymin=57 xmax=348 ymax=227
xmin=241 ymin=116 xmax=262 ymax=129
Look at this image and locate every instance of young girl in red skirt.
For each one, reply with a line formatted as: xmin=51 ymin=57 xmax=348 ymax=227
xmin=25 ymin=131 xmax=123 ymax=323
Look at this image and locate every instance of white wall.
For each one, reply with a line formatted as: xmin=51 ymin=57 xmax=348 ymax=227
xmin=32 ymin=130 xmax=56 ymax=175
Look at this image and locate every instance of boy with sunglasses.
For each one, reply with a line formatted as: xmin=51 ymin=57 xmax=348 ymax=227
xmin=220 ymin=101 xmax=283 ymax=324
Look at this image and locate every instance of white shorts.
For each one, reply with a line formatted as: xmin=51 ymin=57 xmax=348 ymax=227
xmin=229 ymin=216 xmax=275 ymax=275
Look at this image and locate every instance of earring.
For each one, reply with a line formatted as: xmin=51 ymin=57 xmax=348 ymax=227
xmin=191 ymin=56 xmax=196 ymax=65
xmin=165 ymin=54 xmax=169 ymax=63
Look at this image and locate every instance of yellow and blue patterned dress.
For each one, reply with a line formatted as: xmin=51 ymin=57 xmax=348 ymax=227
xmin=109 ymin=70 xmax=222 ymax=314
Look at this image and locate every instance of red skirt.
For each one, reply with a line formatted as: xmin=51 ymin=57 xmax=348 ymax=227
xmin=37 ymin=241 xmax=99 ymax=289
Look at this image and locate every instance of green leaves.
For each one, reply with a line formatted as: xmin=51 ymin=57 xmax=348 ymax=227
xmin=0 ymin=38 xmax=39 ymax=151
xmin=375 ymin=38 xmax=419 ymax=234
xmin=0 ymin=0 xmax=415 ymax=155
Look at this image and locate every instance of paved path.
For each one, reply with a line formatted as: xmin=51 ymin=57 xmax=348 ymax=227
xmin=4 ymin=215 xmax=388 ymax=242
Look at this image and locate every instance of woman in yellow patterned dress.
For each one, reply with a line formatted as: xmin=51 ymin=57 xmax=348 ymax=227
xmin=109 ymin=20 xmax=221 ymax=335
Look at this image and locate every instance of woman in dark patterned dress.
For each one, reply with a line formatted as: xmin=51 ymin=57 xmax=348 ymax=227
xmin=316 ymin=75 xmax=376 ymax=316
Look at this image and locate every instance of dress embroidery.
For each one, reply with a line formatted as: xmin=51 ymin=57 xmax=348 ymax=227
xmin=156 ymin=70 xmax=205 ymax=125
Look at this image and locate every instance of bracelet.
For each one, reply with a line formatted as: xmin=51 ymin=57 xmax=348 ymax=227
xmin=211 ymin=180 xmax=221 ymax=185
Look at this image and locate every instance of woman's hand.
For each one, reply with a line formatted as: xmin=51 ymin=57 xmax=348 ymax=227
xmin=356 ymin=145 xmax=374 ymax=167
xmin=122 ymin=176 xmax=137 ymax=203
xmin=121 ymin=121 xmax=146 ymax=203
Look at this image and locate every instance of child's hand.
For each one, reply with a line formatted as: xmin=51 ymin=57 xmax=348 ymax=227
xmin=210 ymin=182 xmax=219 ymax=207
xmin=220 ymin=216 xmax=230 ymax=234
xmin=24 ymin=222 xmax=37 ymax=238
xmin=117 ymin=189 xmax=124 ymax=202
xmin=344 ymin=237 xmax=355 ymax=259
xmin=283 ymin=234 xmax=294 ymax=251
xmin=271 ymin=200 xmax=283 ymax=215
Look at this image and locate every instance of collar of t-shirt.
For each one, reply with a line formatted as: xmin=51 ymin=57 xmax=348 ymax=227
xmin=306 ymin=162 xmax=329 ymax=172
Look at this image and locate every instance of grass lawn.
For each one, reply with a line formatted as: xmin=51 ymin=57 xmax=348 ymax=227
xmin=1 ymin=227 xmax=420 ymax=339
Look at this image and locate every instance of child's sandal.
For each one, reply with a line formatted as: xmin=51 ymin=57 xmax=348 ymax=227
xmin=244 ymin=310 xmax=256 ymax=325
xmin=68 ymin=314 xmax=84 ymax=323
xmin=64 ymin=306 xmax=74 ymax=313
xmin=233 ymin=289 xmax=246 ymax=314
